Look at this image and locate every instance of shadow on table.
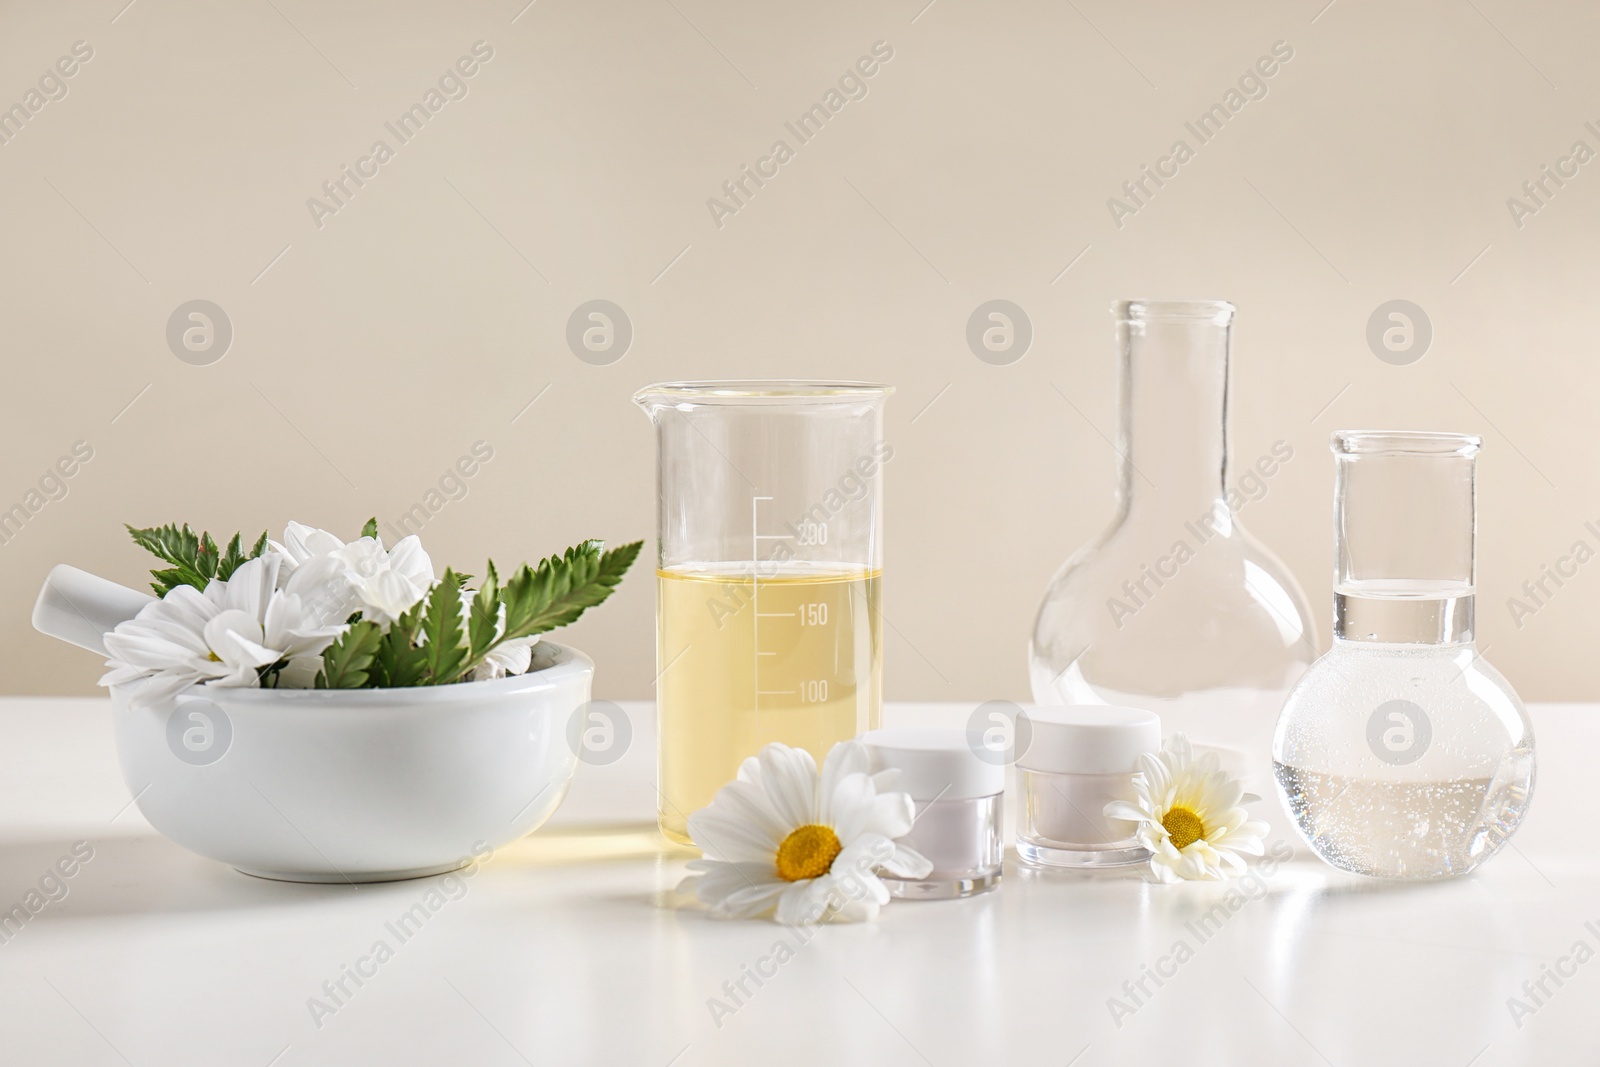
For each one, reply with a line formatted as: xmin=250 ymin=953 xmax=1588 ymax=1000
xmin=0 ymin=821 xmax=700 ymax=922
xmin=0 ymin=833 xmax=445 ymax=920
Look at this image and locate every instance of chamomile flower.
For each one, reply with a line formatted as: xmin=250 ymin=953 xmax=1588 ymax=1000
xmin=100 ymin=554 xmax=348 ymax=708
xmin=1104 ymin=733 xmax=1269 ymax=883
xmin=680 ymin=741 xmax=932 ymax=924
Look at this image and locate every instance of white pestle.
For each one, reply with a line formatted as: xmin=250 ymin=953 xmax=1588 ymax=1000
xmin=33 ymin=565 xmax=155 ymax=657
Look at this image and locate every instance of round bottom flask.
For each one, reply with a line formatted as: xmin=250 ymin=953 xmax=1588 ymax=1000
xmin=1272 ymin=432 xmax=1535 ymax=880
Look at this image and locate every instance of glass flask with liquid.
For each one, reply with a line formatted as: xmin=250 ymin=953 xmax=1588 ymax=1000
xmin=1029 ymin=300 xmax=1317 ymax=765
xmin=634 ymin=381 xmax=889 ymax=845
xmin=1273 ymin=431 xmax=1535 ymax=879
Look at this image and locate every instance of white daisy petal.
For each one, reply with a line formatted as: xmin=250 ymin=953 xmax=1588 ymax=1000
xmin=775 ymin=879 xmax=832 ymax=926
xmin=826 ymin=772 xmax=879 ymax=843
xmin=833 ymin=835 xmax=889 ymax=877
xmin=819 ymin=741 xmax=872 ymax=822
xmin=734 ymin=754 xmax=765 ymax=786
xmin=833 ymin=900 xmax=881 ymax=923
xmin=688 ymin=808 xmax=785 ymax=865
xmin=1103 ymin=800 xmax=1147 ymax=822
xmin=705 ymin=779 xmax=790 ymax=848
xmin=869 ymin=768 xmax=902 ymax=793
xmin=680 ymin=860 xmax=780 ymax=910
xmin=880 ymin=841 xmax=933 ymax=880
xmin=758 ymin=744 xmax=819 ymax=827
xmin=711 ymin=882 xmax=790 ymax=920
xmin=1149 ymin=854 xmax=1183 ymax=883
xmin=863 ymin=790 xmax=916 ymax=840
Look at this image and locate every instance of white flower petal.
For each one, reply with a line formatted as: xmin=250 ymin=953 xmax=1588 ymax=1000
xmin=709 ymin=882 xmax=789 ymax=920
xmin=869 ymin=768 xmax=902 ymax=793
xmin=826 ymin=772 xmax=878 ymax=843
xmin=702 ymin=779 xmax=789 ymax=848
xmin=863 ymin=790 xmax=915 ymax=840
xmin=1103 ymin=800 xmax=1147 ymax=822
xmin=688 ymin=808 xmax=786 ymax=865
xmin=818 ymin=741 xmax=871 ymax=823
xmin=757 ymin=744 xmax=819 ymax=827
xmin=775 ymin=879 xmax=832 ymax=926
xmin=880 ymin=841 xmax=933 ymax=880
xmin=832 ymin=896 xmax=882 ymax=923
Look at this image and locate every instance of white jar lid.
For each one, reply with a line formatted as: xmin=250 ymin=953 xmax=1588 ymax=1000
xmin=1015 ymin=705 xmax=1161 ymax=775
xmin=861 ymin=728 xmax=1005 ymax=801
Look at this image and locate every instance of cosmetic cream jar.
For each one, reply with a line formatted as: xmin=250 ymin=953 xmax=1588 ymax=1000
xmin=1015 ymin=706 xmax=1162 ymax=868
xmin=862 ymin=728 xmax=1005 ymax=898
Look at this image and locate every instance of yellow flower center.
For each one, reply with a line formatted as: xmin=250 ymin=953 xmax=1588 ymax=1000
xmin=1162 ymin=806 xmax=1205 ymax=850
xmin=774 ymin=824 xmax=842 ymax=882
xmin=207 ymin=652 xmax=222 ymax=663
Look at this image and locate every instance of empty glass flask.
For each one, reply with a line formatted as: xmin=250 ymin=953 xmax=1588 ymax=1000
xmin=1029 ymin=300 xmax=1316 ymax=762
xmin=1272 ymin=431 xmax=1535 ymax=879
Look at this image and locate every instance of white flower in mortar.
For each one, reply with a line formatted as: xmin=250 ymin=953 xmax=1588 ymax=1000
xmin=271 ymin=520 xmax=347 ymax=579
xmin=101 ymin=554 xmax=349 ymax=708
xmin=680 ymin=741 xmax=932 ymax=924
xmin=270 ymin=521 xmax=434 ymax=627
xmin=1103 ymin=733 xmax=1270 ymax=883
xmin=334 ymin=536 xmax=433 ymax=625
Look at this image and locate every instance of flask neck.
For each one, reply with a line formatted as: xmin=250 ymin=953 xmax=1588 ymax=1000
xmin=1334 ymin=586 xmax=1476 ymax=645
xmin=1329 ymin=431 xmax=1481 ymax=643
xmin=1117 ymin=314 xmax=1231 ymax=527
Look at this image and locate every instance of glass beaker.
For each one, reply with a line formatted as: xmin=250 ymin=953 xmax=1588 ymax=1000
xmin=1272 ymin=431 xmax=1535 ymax=879
xmin=634 ymin=381 xmax=890 ymax=845
xmin=1029 ymin=301 xmax=1316 ymax=765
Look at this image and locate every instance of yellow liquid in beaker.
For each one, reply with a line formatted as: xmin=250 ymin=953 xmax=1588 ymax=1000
xmin=656 ymin=565 xmax=883 ymax=845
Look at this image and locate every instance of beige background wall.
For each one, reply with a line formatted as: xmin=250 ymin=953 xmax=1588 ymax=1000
xmin=1 ymin=0 xmax=1596 ymax=701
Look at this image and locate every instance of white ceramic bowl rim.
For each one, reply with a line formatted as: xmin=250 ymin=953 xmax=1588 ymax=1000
xmin=159 ymin=641 xmax=592 ymax=708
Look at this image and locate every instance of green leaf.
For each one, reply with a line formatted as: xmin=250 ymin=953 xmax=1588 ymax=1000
xmin=315 ymin=621 xmax=383 ymax=689
xmin=419 ymin=569 xmax=469 ymax=685
xmin=127 ymin=522 xmax=268 ymax=596
xmin=372 ymin=603 xmax=428 ymax=689
xmin=217 ymin=533 xmax=245 ymax=582
xmin=360 ymin=517 xmax=379 ymax=539
xmin=446 ymin=539 xmax=641 ymax=684
xmin=468 ymin=560 xmax=500 ymax=663
xmin=500 ymin=539 xmax=644 ymax=645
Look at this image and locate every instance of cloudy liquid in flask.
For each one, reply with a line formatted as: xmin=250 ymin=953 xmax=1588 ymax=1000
xmin=1272 ymin=585 xmax=1535 ymax=879
xmin=656 ymin=563 xmax=882 ymax=845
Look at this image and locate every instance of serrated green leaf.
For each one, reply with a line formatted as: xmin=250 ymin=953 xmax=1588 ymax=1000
xmin=360 ymin=517 xmax=379 ymax=539
xmin=372 ymin=602 xmax=428 ymax=689
xmin=221 ymin=530 xmax=270 ymax=579
xmin=468 ymin=560 xmax=500 ymax=663
xmin=500 ymin=539 xmax=644 ymax=645
xmin=197 ymin=531 xmax=220 ymax=583
xmin=217 ymin=533 xmax=244 ymax=581
xmin=419 ymin=570 xmax=469 ymax=685
xmin=127 ymin=522 xmax=270 ymax=596
xmin=315 ymin=620 xmax=383 ymax=689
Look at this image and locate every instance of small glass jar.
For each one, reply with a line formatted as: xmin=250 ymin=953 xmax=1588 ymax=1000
xmin=862 ymin=728 xmax=1004 ymax=898
xmin=1016 ymin=706 xmax=1161 ymax=868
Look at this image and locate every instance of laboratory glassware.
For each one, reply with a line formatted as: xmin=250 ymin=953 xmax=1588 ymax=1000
xmin=635 ymin=381 xmax=890 ymax=845
xmin=1273 ymin=431 xmax=1535 ymax=879
xmin=1029 ymin=300 xmax=1316 ymax=760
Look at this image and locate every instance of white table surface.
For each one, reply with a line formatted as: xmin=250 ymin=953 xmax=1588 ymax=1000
xmin=0 ymin=697 xmax=1593 ymax=1066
